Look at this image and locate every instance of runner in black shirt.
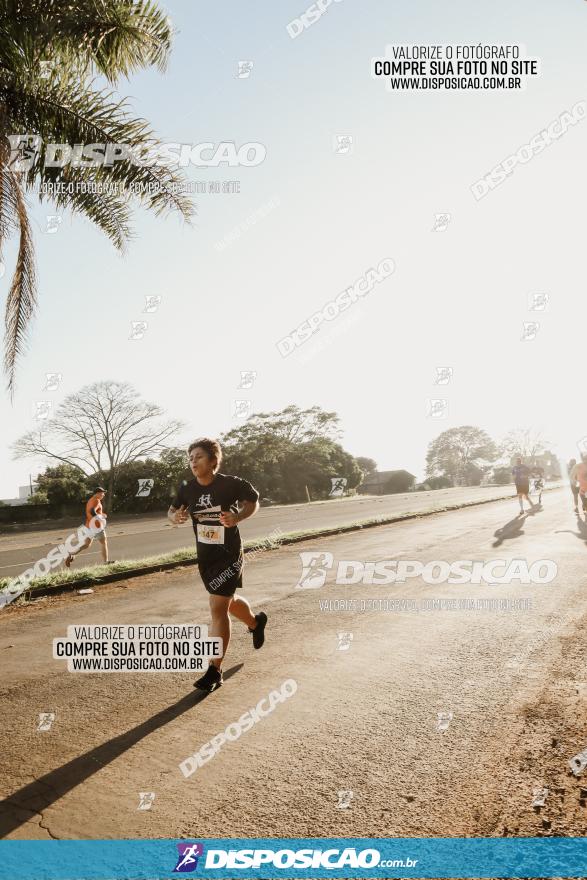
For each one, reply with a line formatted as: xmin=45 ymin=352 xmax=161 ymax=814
xmin=168 ymin=438 xmax=267 ymax=692
xmin=511 ymin=457 xmax=534 ymax=515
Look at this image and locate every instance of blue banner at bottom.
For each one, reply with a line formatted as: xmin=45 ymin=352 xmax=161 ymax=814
xmin=1 ymin=837 xmax=587 ymax=879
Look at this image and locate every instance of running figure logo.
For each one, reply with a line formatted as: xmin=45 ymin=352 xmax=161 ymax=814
xmin=436 ymin=711 xmax=453 ymax=732
xmin=427 ymin=398 xmax=448 ymax=419
xmin=197 ymin=494 xmax=212 ymax=507
xmin=434 ymin=366 xmax=453 ymax=386
xmin=129 ymin=321 xmax=148 ymax=340
xmin=233 ymin=399 xmax=252 ymax=419
xmin=37 ymin=713 xmax=55 ymax=732
xmin=136 ymin=479 xmax=154 ymax=497
xmin=296 ymin=551 xmax=334 ymax=589
xmin=34 ymin=400 xmax=52 ymax=420
xmin=336 ymin=790 xmax=353 ymax=809
xmin=238 ymin=370 xmax=257 ymax=389
xmin=432 ymin=212 xmax=451 ymax=231
xmin=521 ymin=321 xmax=539 ymax=342
xmin=44 ymin=215 xmax=62 ymax=234
xmin=43 ymin=372 xmax=62 ymax=391
xmin=173 ymin=843 xmax=204 ymax=873
xmin=528 ymin=292 xmax=549 ymax=311
xmin=531 ymin=787 xmax=549 ymax=807
xmin=237 ymin=60 xmax=254 ymax=78
xmin=337 ymin=632 xmax=353 ymax=651
xmin=329 ymin=477 xmax=347 ymax=497
xmin=7 ymin=134 xmax=41 ymax=172
xmin=143 ymin=295 xmax=162 ymax=313
xmin=137 ymin=792 xmax=156 ymax=810
xmin=39 ymin=60 xmax=54 ymax=80
xmin=333 ymin=135 xmax=353 ymax=155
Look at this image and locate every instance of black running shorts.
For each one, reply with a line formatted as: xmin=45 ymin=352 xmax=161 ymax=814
xmin=198 ymin=555 xmax=243 ymax=597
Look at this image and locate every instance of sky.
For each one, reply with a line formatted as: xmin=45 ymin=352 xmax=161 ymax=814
xmin=1 ymin=0 xmax=587 ymax=497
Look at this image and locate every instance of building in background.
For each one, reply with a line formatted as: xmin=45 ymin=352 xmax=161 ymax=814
xmin=0 ymin=483 xmax=38 ymax=507
xmin=357 ymin=470 xmax=416 ymax=496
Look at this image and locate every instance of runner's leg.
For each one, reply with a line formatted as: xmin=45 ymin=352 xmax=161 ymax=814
xmin=208 ymin=593 xmax=232 ymax=669
xmin=229 ymin=595 xmax=257 ymax=629
xmin=65 ymin=536 xmax=92 ymax=566
xmin=70 ymin=537 xmax=91 ymax=558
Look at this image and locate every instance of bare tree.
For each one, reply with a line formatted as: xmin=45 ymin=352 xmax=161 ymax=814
xmin=13 ymin=381 xmax=184 ymax=503
xmin=500 ymin=428 xmax=550 ymax=460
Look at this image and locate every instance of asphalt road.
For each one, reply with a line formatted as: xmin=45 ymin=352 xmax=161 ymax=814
xmin=0 ymin=485 xmax=529 ymax=580
xmin=1 ymin=485 xmax=587 ymax=842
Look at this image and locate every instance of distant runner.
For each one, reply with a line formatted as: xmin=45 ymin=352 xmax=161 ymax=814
xmin=168 ymin=438 xmax=267 ymax=693
xmin=568 ymin=458 xmax=580 ymax=513
xmin=530 ymin=465 xmax=545 ymax=505
xmin=512 ymin=458 xmax=534 ymax=515
xmin=64 ymin=487 xmax=111 ymax=567
xmin=570 ymin=456 xmax=587 ymax=516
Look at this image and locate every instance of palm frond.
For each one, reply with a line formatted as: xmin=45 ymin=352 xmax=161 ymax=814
xmin=0 ymin=0 xmax=174 ymax=80
xmin=2 ymin=168 xmax=36 ymax=396
xmin=0 ymin=0 xmax=193 ymax=391
xmin=2 ymin=70 xmax=195 ymax=221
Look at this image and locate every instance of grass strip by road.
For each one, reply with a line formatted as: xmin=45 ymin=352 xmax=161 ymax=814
xmin=0 ymin=486 xmax=559 ymax=604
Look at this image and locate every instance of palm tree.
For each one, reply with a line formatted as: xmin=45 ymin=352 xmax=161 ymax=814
xmin=0 ymin=0 xmax=194 ymax=394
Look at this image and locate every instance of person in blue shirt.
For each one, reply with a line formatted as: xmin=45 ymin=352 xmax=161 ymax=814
xmin=512 ymin=457 xmax=534 ymax=515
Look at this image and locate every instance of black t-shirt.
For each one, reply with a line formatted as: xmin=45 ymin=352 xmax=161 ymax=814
xmin=171 ymin=473 xmax=259 ymax=563
xmin=512 ymin=464 xmax=530 ymax=484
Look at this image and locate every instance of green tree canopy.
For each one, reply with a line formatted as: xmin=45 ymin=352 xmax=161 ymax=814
xmin=33 ymin=463 xmax=90 ymax=505
xmin=108 ymin=448 xmax=190 ymax=511
xmin=426 ymin=426 xmax=497 ymax=486
xmin=220 ymin=406 xmax=361 ymax=503
xmin=356 ymin=457 xmax=377 ymax=477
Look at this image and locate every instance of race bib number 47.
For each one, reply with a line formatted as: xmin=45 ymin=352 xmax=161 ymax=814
xmin=197 ymin=524 xmax=225 ymax=545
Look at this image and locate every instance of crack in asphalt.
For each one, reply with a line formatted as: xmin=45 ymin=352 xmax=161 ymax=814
xmin=38 ymin=810 xmax=60 ymax=840
xmin=1 ymin=797 xmax=59 ymax=840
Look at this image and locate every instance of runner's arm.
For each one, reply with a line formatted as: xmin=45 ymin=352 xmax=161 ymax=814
xmin=168 ymin=504 xmax=189 ymax=525
xmin=237 ymin=499 xmax=259 ymax=522
xmin=219 ymin=499 xmax=259 ymax=527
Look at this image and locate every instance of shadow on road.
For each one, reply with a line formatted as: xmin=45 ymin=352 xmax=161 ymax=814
xmin=492 ymin=505 xmax=542 ymax=547
xmin=555 ymin=514 xmax=587 ymax=547
xmin=492 ymin=505 xmax=543 ymax=547
xmin=493 ymin=515 xmax=526 ymax=547
xmin=0 ymin=664 xmax=243 ymax=838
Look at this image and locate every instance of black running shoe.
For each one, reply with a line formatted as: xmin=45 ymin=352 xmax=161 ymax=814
xmin=249 ymin=612 xmax=267 ymax=649
xmin=194 ymin=664 xmax=223 ymax=692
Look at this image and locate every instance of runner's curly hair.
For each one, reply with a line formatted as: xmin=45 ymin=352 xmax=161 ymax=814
xmin=188 ymin=438 xmax=223 ymax=472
